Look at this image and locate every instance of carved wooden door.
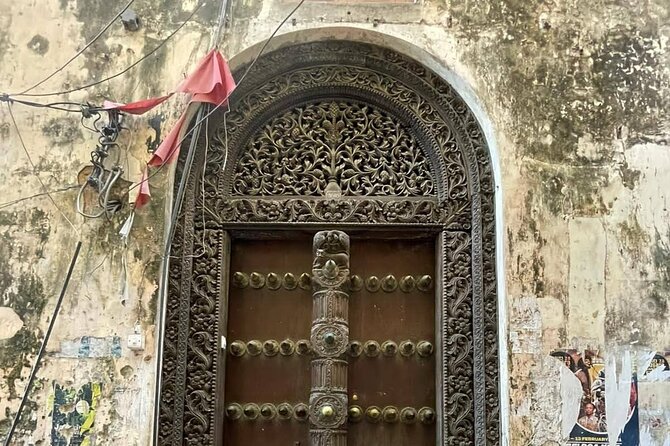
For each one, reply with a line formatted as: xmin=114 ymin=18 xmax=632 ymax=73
xmin=223 ymin=230 xmax=436 ymax=445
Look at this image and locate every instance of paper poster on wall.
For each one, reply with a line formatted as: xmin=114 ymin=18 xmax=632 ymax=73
xmin=551 ymin=349 xmax=639 ymax=446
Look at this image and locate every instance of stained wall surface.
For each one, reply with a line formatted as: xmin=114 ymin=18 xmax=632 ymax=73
xmin=0 ymin=1 xmax=668 ymax=445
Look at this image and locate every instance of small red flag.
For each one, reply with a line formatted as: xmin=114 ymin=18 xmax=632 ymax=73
xmin=134 ymin=167 xmax=151 ymax=208
xmin=102 ymin=94 xmax=172 ymax=115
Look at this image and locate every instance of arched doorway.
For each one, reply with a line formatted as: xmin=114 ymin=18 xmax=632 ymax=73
xmin=157 ymin=39 xmax=500 ymax=446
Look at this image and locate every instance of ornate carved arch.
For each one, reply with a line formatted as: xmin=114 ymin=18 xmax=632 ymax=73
xmin=158 ymin=40 xmax=499 ymax=446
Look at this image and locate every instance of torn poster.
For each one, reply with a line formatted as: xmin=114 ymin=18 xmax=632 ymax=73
xmin=551 ymin=348 xmax=640 ymax=446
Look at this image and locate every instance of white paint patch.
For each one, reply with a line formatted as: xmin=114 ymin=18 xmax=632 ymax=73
xmin=0 ymin=306 xmax=23 ymax=340
xmin=605 ymin=352 xmax=633 ymax=446
xmin=560 ymin=362 xmax=584 ymax=439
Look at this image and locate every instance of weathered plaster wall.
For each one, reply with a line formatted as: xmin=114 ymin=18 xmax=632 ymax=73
xmin=0 ymin=0 xmax=668 ymax=445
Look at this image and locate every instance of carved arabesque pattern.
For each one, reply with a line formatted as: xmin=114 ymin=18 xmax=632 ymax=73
xmin=233 ymin=101 xmax=434 ymax=197
xmin=159 ymin=40 xmax=499 ymax=446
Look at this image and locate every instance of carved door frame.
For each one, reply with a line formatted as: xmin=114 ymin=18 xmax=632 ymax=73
xmin=157 ymin=40 xmax=499 ymax=446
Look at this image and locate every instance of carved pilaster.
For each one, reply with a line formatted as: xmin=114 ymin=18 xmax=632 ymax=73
xmin=310 ymin=231 xmax=350 ymax=446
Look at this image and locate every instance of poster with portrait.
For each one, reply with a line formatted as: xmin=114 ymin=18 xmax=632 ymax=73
xmin=551 ymin=349 xmax=639 ymax=446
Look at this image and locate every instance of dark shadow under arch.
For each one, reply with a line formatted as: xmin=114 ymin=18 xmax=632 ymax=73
xmin=157 ymin=39 xmax=499 ymax=446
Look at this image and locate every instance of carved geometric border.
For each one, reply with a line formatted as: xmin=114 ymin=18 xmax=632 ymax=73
xmin=158 ymin=40 xmax=499 ymax=446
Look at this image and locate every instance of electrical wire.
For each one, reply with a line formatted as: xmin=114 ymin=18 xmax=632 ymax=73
xmin=0 ymin=95 xmax=94 ymax=113
xmin=0 ymin=185 xmax=80 ymax=210
xmin=14 ymin=0 xmax=136 ymax=96
xmin=14 ymin=2 xmax=204 ymax=98
xmin=6 ymin=103 xmax=80 ymax=237
xmin=128 ymin=0 xmax=306 ymax=194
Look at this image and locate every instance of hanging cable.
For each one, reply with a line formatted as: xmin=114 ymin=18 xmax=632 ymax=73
xmin=128 ymin=0 xmax=306 ymax=194
xmin=14 ymin=2 xmax=204 ymax=98
xmin=13 ymin=0 xmax=135 ymax=95
xmin=6 ymin=103 xmax=80 ymax=237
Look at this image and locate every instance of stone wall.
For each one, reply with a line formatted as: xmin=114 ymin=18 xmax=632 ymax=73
xmin=0 ymin=0 xmax=667 ymax=445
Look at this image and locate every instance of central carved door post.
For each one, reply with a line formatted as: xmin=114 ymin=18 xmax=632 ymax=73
xmin=310 ymin=231 xmax=350 ymax=446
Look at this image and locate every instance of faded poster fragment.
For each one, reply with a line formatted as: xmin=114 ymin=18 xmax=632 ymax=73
xmin=49 ymin=382 xmax=101 ymax=446
xmin=551 ymin=349 xmax=639 ymax=446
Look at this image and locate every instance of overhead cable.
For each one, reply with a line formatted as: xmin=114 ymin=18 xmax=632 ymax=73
xmin=13 ymin=0 xmax=136 ymax=96
xmin=13 ymin=2 xmax=204 ymax=98
xmin=128 ymin=0 xmax=307 ymax=194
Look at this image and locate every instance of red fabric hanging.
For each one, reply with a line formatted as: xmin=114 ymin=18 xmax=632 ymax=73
xmin=134 ymin=167 xmax=151 ymax=208
xmin=176 ymin=49 xmax=236 ymax=105
xmin=102 ymin=94 xmax=172 ymax=115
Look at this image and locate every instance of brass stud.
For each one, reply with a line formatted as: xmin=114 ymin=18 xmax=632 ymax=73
xmin=381 ymin=275 xmax=398 ymax=292
xmin=363 ymin=340 xmax=380 ymax=357
xmin=399 ymin=340 xmax=416 ymax=357
xmin=382 ymin=406 xmax=399 ymax=423
xmin=349 ymin=274 xmax=364 ymax=292
xmin=323 ymin=332 xmax=336 ymax=346
xmin=283 ymin=273 xmax=297 ymax=290
xmin=246 ymin=340 xmax=262 ymax=356
xmin=323 ymin=259 xmax=339 ymax=279
xmin=277 ymin=403 xmax=293 ymax=420
xmin=400 ymin=407 xmax=417 ymax=424
xmin=365 ymin=276 xmax=381 ymax=292
xmin=298 ymin=273 xmax=312 ymax=290
xmin=366 ymin=406 xmax=381 ymax=423
xmin=260 ymin=403 xmax=277 ymax=420
xmin=243 ymin=403 xmax=260 ymax=420
xmin=416 ymin=275 xmax=433 ymax=292
xmin=348 ymin=405 xmax=363 ymax=422
xmin=249 ymin=272 xmax=265 ymax=289
xmin=232 ymin=272 xmax=249 ymax=289
xmin=348 ymin=341 xmax=362 ymax=357
xmin=294 ymin=403 xmax=309 ymax=421
xmin=320 ymin=405 xmax=334 ymax=418
xmin=266 ymin=272 xmax=281 ymax=290
xmin=417 ymin=340 xmax=434 ymax=357
xmin=263 ymin=340 xmax=279 ymax=356
xmin=296 ymin=339 xmax=311 ymax=356
xmin=279 ymin=339 xmax=295 ymax=356
xmin=225 ymin=403 xmax=242 ymax=420
xmin=229 ymin=340 xmax=246 ymax=357
xmin=418 ymin=407 xmax=435 ymax=424
xmin=382 ymin=340 xmax=397 ymax=357
xmin=399 ymin=275 xmax=416 ymax=292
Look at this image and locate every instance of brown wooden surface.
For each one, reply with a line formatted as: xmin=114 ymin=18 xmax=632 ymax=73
xmin=223 ymin=236 xmax=436 ymax=445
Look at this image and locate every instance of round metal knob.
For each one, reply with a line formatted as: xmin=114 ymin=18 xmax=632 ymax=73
xmin=231 ymin=272 xmax=249 ymax=288
xmin=263 ymin=340 xmax=279 ymax=356
xmin=365 ymin=276 xmax=381 ymax=292
xmin=382 ymin=340 xmax=397 ymax=356
xmin=266 ymin=272 xmax=281 ymax=290
xmin=323 ymin=259 xmax=339 ymax=279
xmin=383 ymin=406 xmax=399 ymax=423
xmin=225 ymin=403 xmax=242 ymax=420
xmin=294 ymin=403 xmax=309 ymax=421
xmin=381 ymin=274 xmax=398 ymax=292
xmin=399 ymin=340 xmax=415 ymax=357
xmin=366 ymin=406 xmax=381 ymax=423
xmin=348 ymin=341 xmax=362 ymax=357
xmin=323 ymin=332 xmax=336 ymax=346
xmin=229 ymin=340 xmax=246 ymax=357
xmin=349 ymin=274 xmax=364 ymax=292
xmin=246 ymin=340 xmax=262 ymax=356
xmin=243 ymin=403 xmax=260 ymax=420
xmin=417 ymin=340 xmax=434 ymax=357
xmin=321 ymin=405 xmax=334 ymax=418
xmin=249 ymin=272 xmax=265 ymax=289
xmin=298 ymin=273 xmax=312 ymax=290
xmin=419 ymin=407 xmax=435 ymax=424
xmin=348 ymin=405 xmax=363 ymax=422
xmin=283 ymin=273 xmax=297 ymax=290
xmin=399 ymin=275 xmax=416 ymax=292
xmin=296 ymin=339 xmax=311 ymax=356
xmin=364 ymin=340 xmax=380 ymax=357
xmin=400 ymin=407 xmax=418 ymax=424
xmin=279 ymin=339 xmax=295 ymax=356
xmin=260 ymin=403 xmax=277 ymax=420
xmin=277 ymin=403 xmax=293 ymax=420
xmin=417 ymin=275 xmax=433 ymax=292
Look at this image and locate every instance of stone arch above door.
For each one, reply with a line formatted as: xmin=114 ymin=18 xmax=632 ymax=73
xmin=157 ymin=40 xmax=499 ymax=446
